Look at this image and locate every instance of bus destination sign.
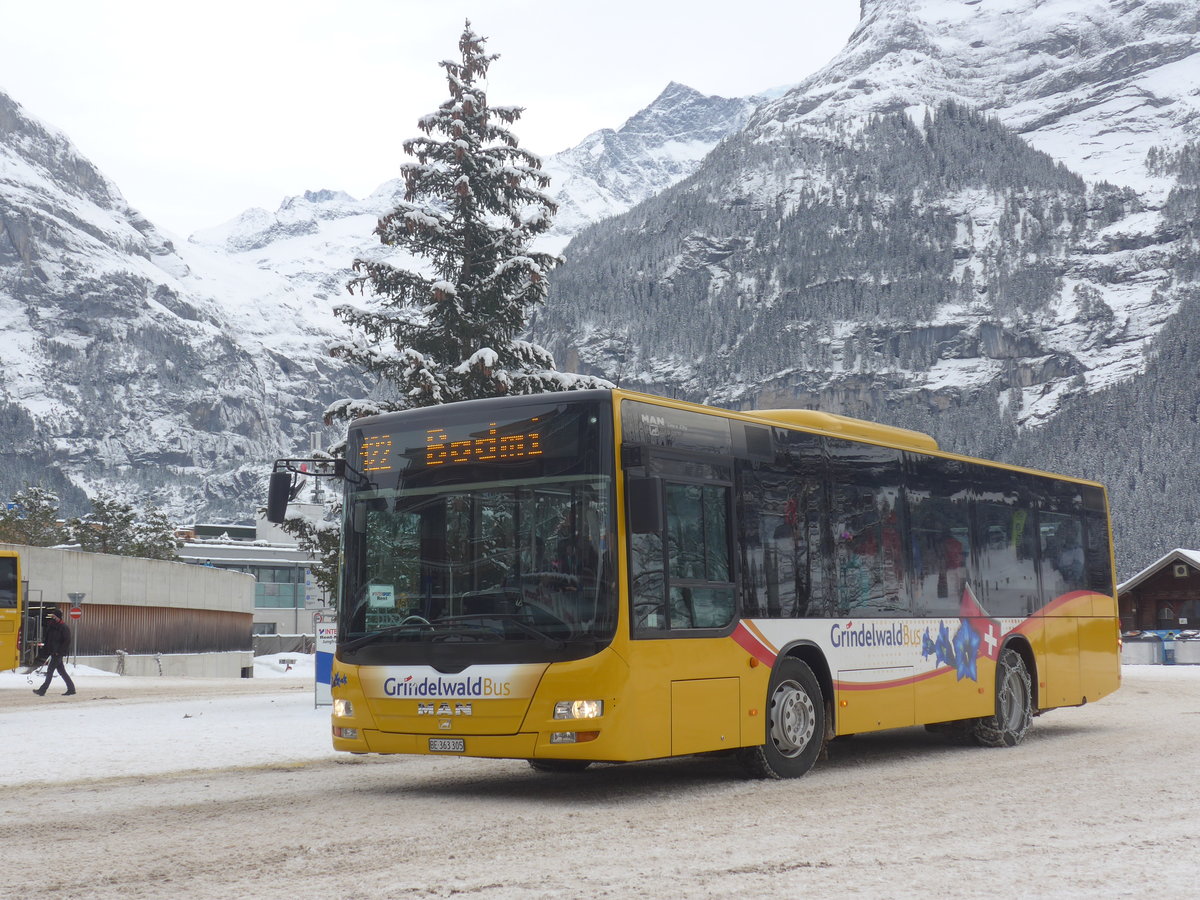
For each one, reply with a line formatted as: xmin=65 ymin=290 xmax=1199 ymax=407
xmin=358 ymin=419 xmax=544 ymax=473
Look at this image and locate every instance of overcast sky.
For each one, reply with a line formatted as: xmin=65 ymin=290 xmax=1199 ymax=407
xmin=0 ymin=1 xmax=860 ymax=237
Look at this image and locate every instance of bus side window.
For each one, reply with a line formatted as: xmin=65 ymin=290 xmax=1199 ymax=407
xmin=1082 ymin=488 xmax=1114 ymax=595
xmin=974 ymin=501 xmax=1036 ymax=617
xmin=737 ymin=466 xmax=807 ymax=618
xmin=1038 ymin=511 xmax=1087 ymax=599
xmin=828 ymin=440 xmax=906 ymax=616
xmin=907 ymin=454 xmax=972 ymax=617
xmin=0 ymin=558 xmax=16 ymax=608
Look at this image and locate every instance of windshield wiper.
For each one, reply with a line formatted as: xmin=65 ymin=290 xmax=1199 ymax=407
xmin=341 ymin=622 xmax=432 ymax=652
xmin=343 ymin=612 xmax=575 ymax=653
xmin=343 ymin=618 xmax=509 ymax=652
xmin=439 ymin=613 xmax=566 ymax=648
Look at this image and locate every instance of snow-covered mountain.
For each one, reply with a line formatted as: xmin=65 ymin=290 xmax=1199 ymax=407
xmin=190 ymin=82 xmax=758 ymax=265
xmin=777 ymin=0 xmax=1200 ymax=192
xmin=544 ymin=0 xmax=1200 ymax=419
xmin=1 ymin=80 xmax=756 ymax=520
xmin=533 ymin=0 xmax=1200 ymax=573
xmin=0 ymin=91 xmax=362 ymax=518
xmin=4 ymin=0 xmax=1198 ymax=572
xmin=541 ymin=82 xmax=759 ymax=250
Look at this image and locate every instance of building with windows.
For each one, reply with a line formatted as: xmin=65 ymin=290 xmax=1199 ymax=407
xmin=2 ymin=540 xmax=254 ymax=677
xmin=1118 ymin=549 xmax=1200 ymax=633
xmin=177 ymin=507 xmax=330 ymax=636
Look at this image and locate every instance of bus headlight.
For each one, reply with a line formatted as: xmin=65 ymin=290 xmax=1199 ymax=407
xmin=333 ymin=698 xmax=354 ymax=718
xmin=554 ymin=700 xmax=603 ymax=720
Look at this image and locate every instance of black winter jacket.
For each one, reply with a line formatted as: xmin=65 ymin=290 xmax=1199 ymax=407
xmin=43 ymin=619 xmax=71 ymax=656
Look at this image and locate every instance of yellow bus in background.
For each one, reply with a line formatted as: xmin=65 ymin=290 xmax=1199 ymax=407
xmin=278 ymin=388 xmax=1120 ymax=778
xmin=1 ymin=550 xmax=22 ymax=672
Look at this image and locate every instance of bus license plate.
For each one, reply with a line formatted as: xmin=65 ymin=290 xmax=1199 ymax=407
xmin=429 ymin=738 xmax=465 ymax=753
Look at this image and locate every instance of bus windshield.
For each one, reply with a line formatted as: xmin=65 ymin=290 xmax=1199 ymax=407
xmin=339 ymin=396 xmax=616 ymax=668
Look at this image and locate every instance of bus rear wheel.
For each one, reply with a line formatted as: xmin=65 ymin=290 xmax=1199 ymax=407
xmin=738 ymin=657 xmax=825 ymax=779
xmin=972 ymin=647 xmax=1032 ymax=748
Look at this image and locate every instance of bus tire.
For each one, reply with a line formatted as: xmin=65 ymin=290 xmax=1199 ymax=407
xmin=972 ymin=647 xmax=1032 ymax=748
xmin=527 ymin=759 xmax=591 ymax=773
xmin=738 ymin=657 xmax=825 ymax=779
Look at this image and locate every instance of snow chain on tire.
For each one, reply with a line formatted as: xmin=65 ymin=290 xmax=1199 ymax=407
xmin=973 ymin=647 xmax=1033 ymax=748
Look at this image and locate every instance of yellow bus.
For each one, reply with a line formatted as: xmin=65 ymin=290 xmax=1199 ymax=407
xmin=278 ymin=388 xmax=1120 ymax=777
xmin=1 ymin=550 xmax=22 ymax=672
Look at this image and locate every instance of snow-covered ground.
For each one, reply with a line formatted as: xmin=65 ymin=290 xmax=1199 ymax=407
xmin=0 ymin=654 xmax=336 ymax=786
xmin=0 ymin=658 xmax=1192 ymax=787
xmin=3 ymin=660 xmax=1198 ymax=899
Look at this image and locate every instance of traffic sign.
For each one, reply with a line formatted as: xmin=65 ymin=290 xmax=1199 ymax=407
xmin=68 ymin=607 xmax=82 ymax=620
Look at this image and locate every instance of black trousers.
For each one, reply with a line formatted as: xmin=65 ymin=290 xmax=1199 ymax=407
xmin=39 ymin=654 xmax=75 ymax=693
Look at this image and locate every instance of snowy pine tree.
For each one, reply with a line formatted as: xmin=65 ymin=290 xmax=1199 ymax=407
xmin=0 ymin=484 xmax=67 ymax=547
xmin=327 ymin=20 xmax=607 ymax=424
xmin=67 ymin=493 xmax=179 ymax=560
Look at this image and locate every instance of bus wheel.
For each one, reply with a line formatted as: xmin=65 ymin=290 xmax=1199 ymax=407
xmin=738 ymin=657 xmax=825 ymax=779
xmin=973 ymin=648 xmax=1032 ymax=748
xmin=527 ymin=759 xmax=591 ymax=773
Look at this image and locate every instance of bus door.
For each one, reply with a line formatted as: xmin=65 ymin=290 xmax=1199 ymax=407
xmin=626 ymin=456 xmax=744 ymax=758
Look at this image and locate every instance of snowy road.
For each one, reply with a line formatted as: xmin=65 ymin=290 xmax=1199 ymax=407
xmin=3 ymin=666 xmax=1198 ymax=899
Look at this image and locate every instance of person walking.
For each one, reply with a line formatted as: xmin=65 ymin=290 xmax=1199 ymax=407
xmin=33 ymin=609 xmax=75 ymax=697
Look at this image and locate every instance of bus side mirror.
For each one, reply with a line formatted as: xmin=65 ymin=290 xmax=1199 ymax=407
xmin=266 ymin=471 xmax=292 ymax=524
xmin=627 ymin=476 xmax=663 ymax=534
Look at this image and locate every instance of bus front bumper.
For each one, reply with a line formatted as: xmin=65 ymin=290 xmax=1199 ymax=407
xmin=337 ymin=729 xmax=552 ymax=759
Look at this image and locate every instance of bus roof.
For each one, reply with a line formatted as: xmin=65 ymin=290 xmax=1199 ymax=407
xmin=747 ymin=409 xmax=939 ymax=453
xmin=613 ymin=389 xmax=939 ymax=454
xmin=346 ymin=389 xmax=1102 ymax=491
xmin=612 ymin=389 xmax=1104 ymax=490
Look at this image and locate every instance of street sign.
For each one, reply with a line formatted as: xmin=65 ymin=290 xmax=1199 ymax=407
xmin=314 ymin=610 xmax=337 ymax=707
xmin=68 ymin=607 xmax=82 ymax=620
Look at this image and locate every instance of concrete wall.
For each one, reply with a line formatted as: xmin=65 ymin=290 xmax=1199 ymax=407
xmin=78 ymin=651 xmax=254 ymax=678
xmin=5 ymin=542 xmax=254 ymax=675
xmin=4 ymin=542 xmax=254 ymax=615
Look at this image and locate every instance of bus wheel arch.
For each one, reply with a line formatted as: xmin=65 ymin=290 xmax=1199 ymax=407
xmin=738 ymin=650 xmax=828 ymax=779
xmin=972 ymin=644 xmax=1033 ymax=748
xmin=789 ymin=644 xmax=836 ymax=745
xmin=1003 ymin=637 xmax=1039 ymax=712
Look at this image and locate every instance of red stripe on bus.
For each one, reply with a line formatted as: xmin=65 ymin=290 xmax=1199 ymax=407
xmin=732 ymin=622 xmax=777 ymax=667
xmin=834 ymin=667 xmax=950 ymax=691
xmin=1012 ymin=591 xmax=1105 ymax=633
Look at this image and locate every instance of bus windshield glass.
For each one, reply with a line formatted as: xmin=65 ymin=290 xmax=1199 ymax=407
xmin=339 ymin=396 xmax=615 ymax=667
